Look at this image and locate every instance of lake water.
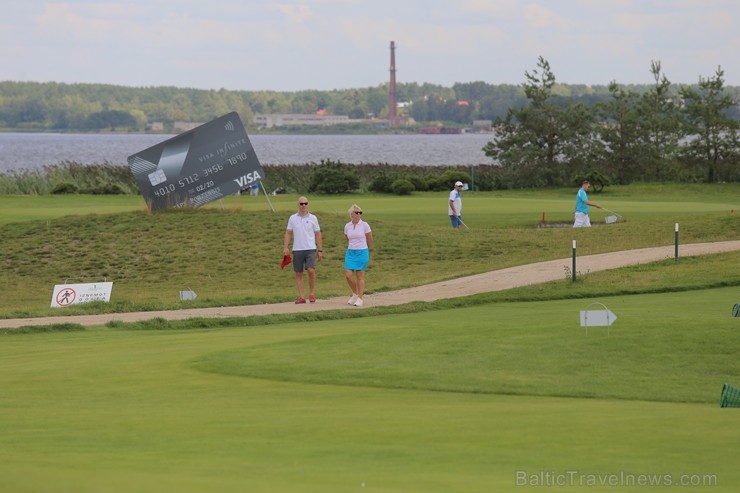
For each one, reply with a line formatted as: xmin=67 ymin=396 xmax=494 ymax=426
xmin=0 ymin=132 xmax=495 ymax=171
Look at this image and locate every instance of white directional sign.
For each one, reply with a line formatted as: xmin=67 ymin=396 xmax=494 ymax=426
xmin=579 ymin=303 xmax=617 ymax=335
xmin=180 ymin=290 xmax=197 ymax=301
xmin=580 ymin=309 xmax=618 ymax=327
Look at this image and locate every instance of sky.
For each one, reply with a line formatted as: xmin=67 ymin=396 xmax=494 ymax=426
xmin=2 ymin=0 xmax=739 ymax=92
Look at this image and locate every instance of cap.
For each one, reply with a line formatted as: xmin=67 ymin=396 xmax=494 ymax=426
xmin=280 ymin=255 xmax=292 ymax=270
xmin=455 ymin=181 xmax=463 ymax=187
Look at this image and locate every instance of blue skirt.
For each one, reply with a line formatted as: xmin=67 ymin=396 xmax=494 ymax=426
xmin=344 ymin=248 xmax=369 ymax=271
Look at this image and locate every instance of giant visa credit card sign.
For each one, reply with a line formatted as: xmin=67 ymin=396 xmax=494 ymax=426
xmin=128 ymin=112 xmax=264 ymax=212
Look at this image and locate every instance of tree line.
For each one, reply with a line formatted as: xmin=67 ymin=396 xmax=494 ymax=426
xmin=485 ymin=58 xmax=739 ymax=186
xmin=1 ymin=63 xmax=738 ymax=134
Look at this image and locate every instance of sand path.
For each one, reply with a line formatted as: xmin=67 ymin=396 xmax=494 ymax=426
xmin=2 ymin=240 xmax=738 ymax=329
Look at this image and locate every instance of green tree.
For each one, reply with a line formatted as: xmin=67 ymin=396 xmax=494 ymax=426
xmin=348 ymin=107 xmax=365 ymax=119
xmin=478 ymin=85 xmax=526 ymax=121
xmin=597 ymin=81 xmax=643 ymax=184
xmin=442 ymin=99 xmax=474 ymax=124
xmin=453 ymin=81 xmax=495 ymax=102
xmin=635 ymin=61 xmax=683 ymax=181
xmin=83 ymin=110 xmax=138 ymax=130
xmin=558 ymin=100 xmax=603 ymax=180
xmin=366 ymin=87 xmax=388 ymax=117
xmin=483 ymin=57 xmax=599 ymax=187
xmin=679 ymin=66 xmax=740 ymax=182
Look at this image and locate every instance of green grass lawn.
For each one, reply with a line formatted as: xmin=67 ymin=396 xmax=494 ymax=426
xmin=194 ymin=287 xmax=740 ymax=404
xmin=1 ymin=287 xmax=739 ymax=492
xmin=1 ymin=184 xmax=739 ymax=492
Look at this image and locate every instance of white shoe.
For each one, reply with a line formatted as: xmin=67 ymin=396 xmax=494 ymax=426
xmin=353 ymin=298 xmax=364 ymax=307
xmin=348 ymin=294 xmax=358 ymax=305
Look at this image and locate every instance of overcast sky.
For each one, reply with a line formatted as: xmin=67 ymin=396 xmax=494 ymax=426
xmin=2 ymin=0 xmax=738 ymax=92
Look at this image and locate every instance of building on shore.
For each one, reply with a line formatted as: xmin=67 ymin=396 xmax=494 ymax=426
xmin=146 ymin=121 xmax=205 ymax=133
xmin=255 ymin=113 xmax=351 ymax=128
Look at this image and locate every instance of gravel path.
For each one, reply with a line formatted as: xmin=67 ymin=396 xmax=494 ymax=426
xmin=2 ymin=240 xmax=739 ymax=329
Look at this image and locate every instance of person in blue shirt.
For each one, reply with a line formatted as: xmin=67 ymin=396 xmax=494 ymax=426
xmin=573 ymin=180 xmax=602 ymax=227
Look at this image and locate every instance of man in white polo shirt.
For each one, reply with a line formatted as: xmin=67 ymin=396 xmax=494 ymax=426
xmin=283 ymin=196 xmax=323 ymax=303
xmin=448 ymin=181 xmax=464 ymax=229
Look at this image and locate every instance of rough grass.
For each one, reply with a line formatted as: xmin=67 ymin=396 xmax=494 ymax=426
xmin=1 ymin=185 xmax=738 ymax=318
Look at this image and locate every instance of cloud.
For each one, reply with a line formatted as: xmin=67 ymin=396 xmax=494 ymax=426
xmin=523 ymin=4 xmax=573 ymax=29
xmin=274 ymin=3 xmax=314 ymax=23
xmin=2 ymin=0 xmax=739 ymax=89
xmin=450 ymin=0 xmax=521 ymax=18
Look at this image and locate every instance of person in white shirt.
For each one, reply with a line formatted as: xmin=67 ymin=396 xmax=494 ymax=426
xmin=448 ymin=181 xmax=464 ymax=229
xmin=283 ymin=196 xmax=323 ymax=304
xmin=344 ymin=204 xmax=373 ymax=307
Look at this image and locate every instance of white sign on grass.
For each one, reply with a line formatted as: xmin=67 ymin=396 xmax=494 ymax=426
xmin=51 ymin=282 xmax=113 ymax=308
xmin=579 ymin=309 xmax=618 ymax=327
xmin=579 ymin=303 xmax=617 ymax=336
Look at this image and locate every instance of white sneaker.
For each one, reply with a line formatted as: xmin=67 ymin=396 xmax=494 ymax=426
xmin=348 ymin=294 xmax=358 ymax=305
xmin=353 ymin=298 xmax=364 ymax=307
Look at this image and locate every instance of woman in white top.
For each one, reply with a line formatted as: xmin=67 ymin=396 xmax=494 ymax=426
xmin=344 ymin=204 xmax=373 ymax=307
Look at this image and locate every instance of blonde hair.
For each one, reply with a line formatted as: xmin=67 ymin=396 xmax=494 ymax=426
xmin=348 ymin=204 xmax=362 ymax=217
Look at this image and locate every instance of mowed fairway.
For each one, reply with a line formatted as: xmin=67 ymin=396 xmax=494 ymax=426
xmin=2 ymin=288 xmax=739 ymax=492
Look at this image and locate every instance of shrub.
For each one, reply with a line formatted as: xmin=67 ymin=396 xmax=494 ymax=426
xmin=427 ymin=169 xmax=471 ymax=191
xmin=405 ymin=173 xmax=429 ymax=192
xmin=469 ymin=165 xmax=504 ymax=191
xmin=50 ymin=182 xmax=79 ymax=194
xmin=308 ymin=159 xmax=359 ymax=194
xmin=390 ymin=178 xmax=415 ymax=195
xmin=88 ymin=183 xmax=127 ymax=195
xmin=573 ymin=170 xmax=611 ymax=193
xmin=368 ymin=172 xmax=396 ymax=193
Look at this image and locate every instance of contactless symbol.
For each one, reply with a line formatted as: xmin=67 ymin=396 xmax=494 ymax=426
xmin=56 ymin=288 xmax=76 ymax=306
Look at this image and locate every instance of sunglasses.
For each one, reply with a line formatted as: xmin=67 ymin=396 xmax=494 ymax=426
xmin=353 ymin=211 xmax=362 ymax=215
xmin=299 ymin=202 xmax=308 ymax=205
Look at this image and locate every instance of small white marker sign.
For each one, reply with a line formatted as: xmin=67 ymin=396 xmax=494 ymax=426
xmin=180 ymin=290 xmax=197 ymax=301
